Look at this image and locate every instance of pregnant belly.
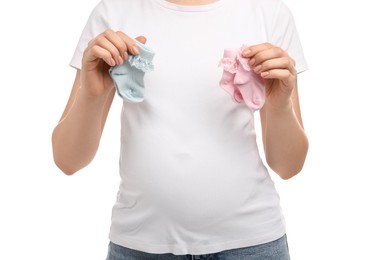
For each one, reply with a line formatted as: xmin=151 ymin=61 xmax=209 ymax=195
xmin=118 ymin=150 xmax=268 ymax=231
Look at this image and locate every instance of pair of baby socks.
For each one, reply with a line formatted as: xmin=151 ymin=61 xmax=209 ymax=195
xmin=109 ymin=40 xmax=155 ymax=102
xmin=218 ymin=46 xmax=265 ymax=111
xmin=109 ymin=42 xmax=263 ymax=108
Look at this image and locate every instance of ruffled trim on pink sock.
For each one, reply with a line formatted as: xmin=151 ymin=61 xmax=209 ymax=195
xmin=218 ymin=46 xmax=252 ymax=74
xmin=218 ymin=57 xmax=238 ymax=74
xmin=218 ymin=45 xmax=265 ymax=111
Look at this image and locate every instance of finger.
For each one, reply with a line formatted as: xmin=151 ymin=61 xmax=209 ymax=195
xmin=94 ymin=35 xmax=125 ymax=65
xmin=253 ymin=57 xmax=297 ymax=76
xmin=103 ymin=29 xmax=129 ymax=62
xmin=88 ymin=30 xmax=125 ymax=65
xmin=260 ymin=69 xmax=295 ymax=83
xmin=242 ymin=42 xmax=273 ymax=58
xmin=86 ymin=45 xmax=116 ymax=67
xmin=116 ymin=31 xmax=143 ymax=56
xmin=135 ymin=35 xmax=147 ymax=44
xmin=249 ymin=47 xmax=286 ymax=67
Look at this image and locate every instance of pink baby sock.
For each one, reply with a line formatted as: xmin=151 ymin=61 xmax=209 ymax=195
xmin=233 ymin=46 xmax=265 ymax=110
xmin=218 ymin=45 xmax=265 ymax=111
xmin=218 ymin=48 xmax=242 ymax=103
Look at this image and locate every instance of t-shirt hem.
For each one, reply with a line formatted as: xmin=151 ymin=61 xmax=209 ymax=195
xmin=69 ymin=57 xmax=82 ymax=70
xmin=295 ymin=57 xmax=308 ymax=74
xmin=109 ymin=227 xmax=286 ymax=255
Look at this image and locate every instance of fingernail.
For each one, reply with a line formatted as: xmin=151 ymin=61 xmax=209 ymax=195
xmin=110 ymin=58 xmax=116 ymax=67
xmin=123 ymin=52 xmax=128 ymax=60
xmin=249 ymin=58 xmax=256 ymax=66
xmin=117 ymin=56 xmax=123 ymax=65
xmin=132 ymin=46 xmax=139 ymax=54
xmin=261 ymin=71 xmax=270 ymax=78
xmin=242 ymin=49 xmax=251 ymax=56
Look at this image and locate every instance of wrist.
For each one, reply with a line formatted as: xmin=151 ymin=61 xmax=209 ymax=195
xmin=79 ymin=81 xmax=112 ymax=99
xmin=264 ymin=99 xmax=293 ymax=116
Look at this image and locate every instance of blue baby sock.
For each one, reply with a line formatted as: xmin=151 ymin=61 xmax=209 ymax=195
xmin=109 ymin=41 xmax=155 ymax=102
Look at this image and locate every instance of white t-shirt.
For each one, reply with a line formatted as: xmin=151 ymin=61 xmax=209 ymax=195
xmin=70 ymin=0 xmax=307 ymax=255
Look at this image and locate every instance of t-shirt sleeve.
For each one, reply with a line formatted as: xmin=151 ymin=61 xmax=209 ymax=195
xmin=69 ymin=0 xmax=109 ymax=70
xmin=268 ymin=0 xmax=308 ymax=73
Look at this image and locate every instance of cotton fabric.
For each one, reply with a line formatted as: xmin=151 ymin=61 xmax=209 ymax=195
xmin=70 ymin=0 xmax=307 ymax=255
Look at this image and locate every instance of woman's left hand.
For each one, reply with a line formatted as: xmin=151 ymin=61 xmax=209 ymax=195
xmin=242 ymin=43 xmax=297 ymax=110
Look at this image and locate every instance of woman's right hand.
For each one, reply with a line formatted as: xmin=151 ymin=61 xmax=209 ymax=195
xmin=81 ymin=29 xmax=147 ymax=97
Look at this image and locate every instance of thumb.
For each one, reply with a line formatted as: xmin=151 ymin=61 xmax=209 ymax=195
xmin=135 ymin=36 xmax=147 ymax=44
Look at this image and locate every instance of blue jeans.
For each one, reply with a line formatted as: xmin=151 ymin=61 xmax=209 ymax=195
xmin=106 ymin=234 xmax=290 ymax=260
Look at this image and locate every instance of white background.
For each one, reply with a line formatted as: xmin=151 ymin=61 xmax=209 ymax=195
xmin=1 ymin=0 xmax=378 ymax=259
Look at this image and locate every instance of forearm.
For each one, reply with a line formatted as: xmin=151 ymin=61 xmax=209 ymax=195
xmin=52 ymin=87 xmax=111 ymax=175
xmin=263 ymin=102 xmax=309 ymax=179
